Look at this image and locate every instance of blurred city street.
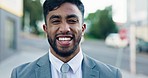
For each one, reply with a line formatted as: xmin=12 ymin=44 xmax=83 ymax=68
xmin=0 ymin=34 xmax=148 ymax=78
xmin=0 ymin=0 xmax=148 ymax=78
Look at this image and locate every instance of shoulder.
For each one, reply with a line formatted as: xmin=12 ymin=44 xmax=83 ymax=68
xmin=83 ymin=54 xmax=122 ymax=78
xmin=11 ymin=53 xmax=49 ymax=78
xmin=11 ymin=61 xmax=37 ymax=78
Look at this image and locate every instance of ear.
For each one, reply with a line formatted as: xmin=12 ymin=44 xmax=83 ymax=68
xmin=82 ymin=24 xmax=86 ymax=35
xmin=43 ymin=24 xmax=47 ymax=33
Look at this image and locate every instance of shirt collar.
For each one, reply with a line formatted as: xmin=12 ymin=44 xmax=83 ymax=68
xmin=49 ymin=49 xmax=83 ymax=73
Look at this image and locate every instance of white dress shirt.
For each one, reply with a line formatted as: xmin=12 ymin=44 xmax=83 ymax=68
xmin=49 ymin=49 xmax=83 ymax=78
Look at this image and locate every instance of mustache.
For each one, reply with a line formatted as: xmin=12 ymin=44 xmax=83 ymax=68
xmin=55 ymin=32 xmax=74 ymax=37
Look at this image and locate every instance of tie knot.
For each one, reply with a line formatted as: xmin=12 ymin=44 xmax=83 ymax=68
xmin=60 ymin=63 xmax=70 ymax=73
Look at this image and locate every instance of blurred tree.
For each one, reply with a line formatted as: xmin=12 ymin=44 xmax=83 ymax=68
xmin=86 ymin=6 xmax=118 ymax=39
xmin=22 ymin=0 xmax=43 ymax=35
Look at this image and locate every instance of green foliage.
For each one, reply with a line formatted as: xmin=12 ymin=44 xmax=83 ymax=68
xmin=85 ymin=6 xmax=118 ymax=39
xmin=22 ymin=0 xmax=43 ymax=35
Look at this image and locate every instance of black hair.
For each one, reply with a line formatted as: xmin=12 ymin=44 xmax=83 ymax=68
xmin=43 ymin=0 xmax=84 ymax=24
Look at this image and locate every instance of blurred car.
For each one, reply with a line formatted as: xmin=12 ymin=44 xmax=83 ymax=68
xmin=136 ymin=39 xmax=148 ymax=53
xmin=105 ymin=33 xmax=128 ymax=48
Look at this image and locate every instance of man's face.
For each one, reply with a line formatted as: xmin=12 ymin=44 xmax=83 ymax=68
xmin=43 ymin=3 xmax=86 ymax=57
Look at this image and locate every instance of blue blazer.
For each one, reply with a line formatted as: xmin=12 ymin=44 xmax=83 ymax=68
xmin=11 ymin=53 xmax=122 ymax=78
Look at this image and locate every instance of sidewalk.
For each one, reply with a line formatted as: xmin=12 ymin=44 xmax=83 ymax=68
xmin=0 ymin=51 xmax=148 ymax=78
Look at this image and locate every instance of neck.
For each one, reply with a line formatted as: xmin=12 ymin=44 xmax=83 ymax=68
xmin=50 ymin=46 xmax=80 ymax=63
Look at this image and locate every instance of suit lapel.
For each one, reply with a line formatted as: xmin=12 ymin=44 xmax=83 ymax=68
xmin=82 ymin=54 xmax=100 ymax=78
xmin=35 ymin=53 xmax=52 ymax=78
xmin=34 ymin=53 xmax=100 ymax=78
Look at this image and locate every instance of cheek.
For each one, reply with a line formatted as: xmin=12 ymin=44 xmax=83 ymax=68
xmin=70 ymin=25 xmax=82 ymax=32
xmin=46 ymin=26 xmax=59 ymax=34
xmin=73 ymin=27 xmax=83 ymax=35
xmin=46 ymin=27 xmax=59 ymax=38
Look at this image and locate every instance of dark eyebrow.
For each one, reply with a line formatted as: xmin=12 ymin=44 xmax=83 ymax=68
xmin=66 ymin=14 xmax=79 ymax=19
xmin=49 ymin=15 xmax=61 ymax=20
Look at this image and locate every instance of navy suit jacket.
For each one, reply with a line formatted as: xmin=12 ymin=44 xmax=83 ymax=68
xmin=11 ymin=53 xmax=122 ymax=78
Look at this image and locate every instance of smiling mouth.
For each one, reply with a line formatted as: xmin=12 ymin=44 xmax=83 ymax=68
xmin=56 ymin=35 xmax=73 ymax=41
xmin=58 ymin=37 xmax=72 ymax=41
xmin=56 ymin=35 xmax=74 ymax=46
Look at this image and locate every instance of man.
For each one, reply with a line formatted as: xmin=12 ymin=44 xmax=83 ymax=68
xmin=11 ymin=0 xmax=122 ymax=78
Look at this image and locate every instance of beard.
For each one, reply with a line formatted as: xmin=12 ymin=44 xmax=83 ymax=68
xmin=47 ymin=32 xmax=82 ymax=57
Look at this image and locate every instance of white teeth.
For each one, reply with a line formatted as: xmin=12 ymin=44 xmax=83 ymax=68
xmin=59 ymin=38 xmax=71 ymax=41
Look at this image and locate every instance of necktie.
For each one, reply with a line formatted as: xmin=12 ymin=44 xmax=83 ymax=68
xmin=60 ymin=63 xmax=70 ymax=78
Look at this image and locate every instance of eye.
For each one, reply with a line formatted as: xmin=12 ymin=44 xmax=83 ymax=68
xmin=67 ymin=18 xmax=78 ymax=24
xmin=51 ymin=19 xmax=61 ymax=25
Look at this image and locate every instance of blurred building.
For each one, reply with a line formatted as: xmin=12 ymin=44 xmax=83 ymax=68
xmin=128 ymin=0 xmax=148 ymax=41
xmin=0 ymin=0 xmax=23 ymax=62
xmin=113 ymin=0 xmax=148 ymax=41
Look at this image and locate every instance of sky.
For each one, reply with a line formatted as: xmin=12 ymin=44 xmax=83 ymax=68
xmin=81 ymin=0 xmax=113 ymax=17
xmin=81 ymin=0 xmax=127 ymax=23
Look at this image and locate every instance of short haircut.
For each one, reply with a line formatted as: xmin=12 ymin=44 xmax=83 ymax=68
xmin=43 ymin=0 xmax=84 ymax=24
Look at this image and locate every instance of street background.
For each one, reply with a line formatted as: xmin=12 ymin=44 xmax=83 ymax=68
xmin=0 ymin=0 xmax=148 ymax=78
xmin=0 ymin=34 xmax=148 ymax=78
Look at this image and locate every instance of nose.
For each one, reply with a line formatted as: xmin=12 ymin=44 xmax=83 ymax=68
xmin=59 ymin=22 xmax=71 ymax=34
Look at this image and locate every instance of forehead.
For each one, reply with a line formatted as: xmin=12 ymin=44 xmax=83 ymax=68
xmin=47 ymin=2 xmax=82 ymax=19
